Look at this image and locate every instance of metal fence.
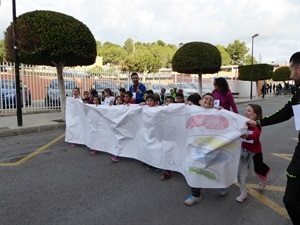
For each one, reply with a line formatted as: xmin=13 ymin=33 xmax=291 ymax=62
xmin=0 ymin=63 xmax=127 ymax=114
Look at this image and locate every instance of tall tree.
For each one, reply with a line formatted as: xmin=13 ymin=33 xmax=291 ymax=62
xmin=0 ymin=39 xmax=5 ymax=61
xmin=5 ymin=10 xmax=96 ymax=120
xmin=120 ymin=47 xmax=162 ymax=82
xmin=243 ymin=54 xmax=258 ymax=65
xmin=272 ymin=66 xmax=291 ymax=81
xmin=98 ymin=41 xmax=127 ymax=65
xmin=216 ymin=45 xmax=231 ymax=66
xmin=226 ymin=40 xmax=249 ymax=65
xmin=123 ymin=38 xmax=135 ymax=54
xmin=172 ymin=41 xmax=221 ymax=94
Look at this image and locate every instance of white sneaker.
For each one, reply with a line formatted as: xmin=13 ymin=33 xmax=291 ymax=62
xmin=185 ymin=195 xmax=201 ymax=206
xmin=258 ymin=180 xmax=267 ymax=190
xmin=236 ymin=194 xmax=247 ymax=203
xmin=218 ymin=188 xmax=228 ymax=196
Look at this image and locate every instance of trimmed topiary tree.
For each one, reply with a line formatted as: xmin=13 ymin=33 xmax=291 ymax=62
xmin=5 ymin=10 xmax=97 ymax=120
xmin=172 ymin=41 xmax=221 ymax=94
xmin=272 ymin=66 xmax=290 ymax=81
xmin=238 ymin=64 xmax=273 ymax=81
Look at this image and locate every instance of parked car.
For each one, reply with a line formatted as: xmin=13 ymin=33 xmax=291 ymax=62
xmin=1 ymin=79 xmax=31 ymax=109
xmin=91 ymin=81 xmax=119 ymax=96
xmin=187 ymin=82 xmax=213 ymax=95
xmin=45 ymin=79 xmax=77 ymax=107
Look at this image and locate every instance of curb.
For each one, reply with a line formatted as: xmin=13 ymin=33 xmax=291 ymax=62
xmin=0 ymin=123 xmax=65 ymax=138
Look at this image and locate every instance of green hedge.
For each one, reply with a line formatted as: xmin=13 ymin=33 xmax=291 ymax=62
xmin=238 ymin=64 xmax=273 ymax=81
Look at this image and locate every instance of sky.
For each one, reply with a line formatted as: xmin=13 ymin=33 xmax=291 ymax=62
xmin=0 ymin=0 xmax=299 ymax=65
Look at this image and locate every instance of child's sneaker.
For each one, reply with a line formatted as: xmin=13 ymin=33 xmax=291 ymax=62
xmin=236 ymin=194 xmax=247 ymax=203
xmin=218 ymin=188 xmax=228 ymax=196
xmin=111 ymin=156 xmax=120 ymax=162
xmin=185 ymin=195 xmax=201 ymax=206
xmin=146 ymin=165 xmax=154 ymax=170
xmin=160 ymin=171 xmax=171 ymax=181
xmin=90 ymin=150 xmax=99 ymax=155
xmin=258 ymin=179 xmax=267 ymax=190
xmin=70 ymin=144 xmax=78 ymax=147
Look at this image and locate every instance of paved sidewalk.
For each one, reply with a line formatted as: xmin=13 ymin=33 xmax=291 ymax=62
xmin=0 ymin=111 xmax=65 ymax=137
xmin=0 ymin=96 xmax=268 ymax=138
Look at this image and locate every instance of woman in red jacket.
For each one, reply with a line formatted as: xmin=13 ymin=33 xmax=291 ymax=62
xmin=236 ymin=104 xmax=270 ymax=203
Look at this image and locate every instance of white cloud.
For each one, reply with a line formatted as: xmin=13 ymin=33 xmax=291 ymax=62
xmin=0 ymin=0 xmax=299 ymax=64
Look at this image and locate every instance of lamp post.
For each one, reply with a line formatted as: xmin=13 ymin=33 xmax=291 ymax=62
xmin=12 ymin=0 xmax=23 ymax=126
xmin=250 ymin=33 xmax=259 ymax=100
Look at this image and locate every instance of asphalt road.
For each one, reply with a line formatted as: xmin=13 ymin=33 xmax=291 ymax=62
xmin=0 ymin=95 xmax=295 ymax=225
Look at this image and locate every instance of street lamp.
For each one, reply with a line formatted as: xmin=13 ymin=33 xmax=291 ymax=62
xmin=250 ymin=33 xmax=259 ymax=100
xmin=12 ymin=0 xmax=23 ymax=126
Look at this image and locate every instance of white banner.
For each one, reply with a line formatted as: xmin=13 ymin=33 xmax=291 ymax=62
xmin=65 ymin=98 xmax=248 ymax=188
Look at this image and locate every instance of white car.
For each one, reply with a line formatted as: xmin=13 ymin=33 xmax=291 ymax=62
xmin=187 ymin=82 xmax=213 ymax=95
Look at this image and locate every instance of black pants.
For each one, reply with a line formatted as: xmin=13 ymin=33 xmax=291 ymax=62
xmin=283 ymin=176 xmax=300 ymax=225
xmin=191 ymin=187 xmax=201 ymax=197
xmin=253 ymin=153 xmax=270 ymax=179
xmin=283 ymin=148 xmax=300 ymax=225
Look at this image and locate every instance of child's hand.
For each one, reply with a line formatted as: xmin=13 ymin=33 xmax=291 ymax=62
xmin=215 ymin=106 xmax=223 ymax=110
xmin=139 ymin=102 xmax=145 ymax=106
xmin=240 ymin=134 xmax=248 ymax=139
xmin=247 ymin=119 xmax=256 ymax=127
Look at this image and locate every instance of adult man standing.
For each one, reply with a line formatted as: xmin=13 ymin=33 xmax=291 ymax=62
xmin=129 ymin=72 xmax=146 ymax=104
xmin=248 ymin=52 xmax=300 ymax=224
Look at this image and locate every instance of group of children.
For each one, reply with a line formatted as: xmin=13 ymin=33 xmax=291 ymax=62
xmin=70 ymin=87 xmax=270 ymax=206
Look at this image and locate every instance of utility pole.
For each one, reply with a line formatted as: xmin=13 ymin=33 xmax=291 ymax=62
xmin=250 ymin=33 xmax=259 ymax=100
xmin=12 ymin=0 xmax=22 ymax=126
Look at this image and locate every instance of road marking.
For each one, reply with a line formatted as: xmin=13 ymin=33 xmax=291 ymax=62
xmin=0 ymin=133 xmax=65 ymax=167
xmin=272 ymin=153 xmax=292 ymax=161
xmin=0 ymin=134 xmax=290 ymax=220
xmin=246 ymin=185 xmax=289 ymax=219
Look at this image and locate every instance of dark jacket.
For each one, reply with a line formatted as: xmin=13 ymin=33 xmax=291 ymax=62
xmin=260 ymin=87 xmax=300 ymax=175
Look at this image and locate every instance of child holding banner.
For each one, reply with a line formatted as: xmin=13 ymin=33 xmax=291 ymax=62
xmin=111 ymin=96 xmax=124 ymax=162
xmin=185 ymin=93 xmax=215 ymax=206
xmin=236 ymin=104 xmax=270 ymax=203
xmin=90 ymin=96 xmax=102 ymax=155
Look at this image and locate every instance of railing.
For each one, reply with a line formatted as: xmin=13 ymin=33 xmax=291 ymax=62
xmin=0 ymin=63 xmax=123 ymax=114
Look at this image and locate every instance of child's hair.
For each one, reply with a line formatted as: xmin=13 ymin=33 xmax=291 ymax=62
xmin=104 ymin=88 xmax=114 ymax=96
xmin=175 ymin=92 xmax=184 ymax=98
xmin=202 ymin=92 xmax=214 ymax=99
xmin=82 ymin=97 xmax=89 ymax=103
xmin=83 ymin=91 xmax=89 ymax=95
xmin=90 ymin=89 xmax=98 ymax=96
xmin=145 ymin=90 xmax=154 ymax=95
xmin=165 ymin=96 xmax=175 ymax=103
xmin=187 ymin=94 xmax=201 ymax=106
xmin=248 ymin=104 xmax=263 ymax=120
xmin=124 ymin=91 xmax=133 ymax=98
xmin=93 ymin=95 xmax=101 ymax=103
xmin=153 ymin=93 xmax=160 ymax=102
xmin=119 ymin=87 xmax=126 ymax=93
xmin=73 ymin=87 xmax=80 ymax=93
xmin=114 ymin=96 xmax=124 ymax=105
xmin=145 ymin=94 xmax=156 ymax=102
